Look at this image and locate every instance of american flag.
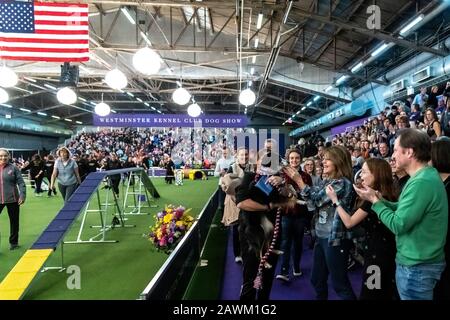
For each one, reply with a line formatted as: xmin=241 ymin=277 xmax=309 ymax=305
xmin=0 ymin=0 xmax=89 ymax=62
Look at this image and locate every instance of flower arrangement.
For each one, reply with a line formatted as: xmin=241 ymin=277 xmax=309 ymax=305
xmin=148 ymin=205 xmax=194 ymax=253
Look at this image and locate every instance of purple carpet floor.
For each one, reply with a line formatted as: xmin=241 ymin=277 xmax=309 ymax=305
xmin=220 ymin=228 xmax=363 ymax=300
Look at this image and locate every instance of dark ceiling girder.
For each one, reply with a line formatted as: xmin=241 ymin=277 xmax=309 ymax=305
xmin=290 ymin=8 xmax=448 ymax=57
xmin=312 ymin=0 xmax=366 ymax=64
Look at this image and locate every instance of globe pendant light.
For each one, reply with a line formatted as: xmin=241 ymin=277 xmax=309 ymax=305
xmin=133 ymin=47 xmax=161 ymax=75
xmin=56 ymin=87 xmax=77 ymax=105
xmin=105 ymin=68 xmax=127 ymax=90
xmin=0 ymin=87 xmax=9 ymax=103
xmin=0 ymin=66 xmax=18 ymax=88
xmin=172 ymin=87 xmax=191 ymax=105
xmin=187 ymin=102 xmax=201 ymax=117
xmin=95 ymin=102 xmax=111 ymax=116
xmin=239 ymin=88 xmax=256 ymax=106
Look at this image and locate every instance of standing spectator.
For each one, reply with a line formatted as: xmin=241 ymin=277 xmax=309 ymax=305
xmin=283 ymin=146 xmax=357 ymax=300
xmin=304 ymin=158 xmax=322 ymax=186
xmin=50 ymin=147 xmax=81 ymax=203
xmin=235 ymin=153 xmax=295 ymax=301
xmin=44 ymin=154 xmax=57 ymax=197
xmin=21 ymin=154 xmax=45 ymax=196
xmin=428 ymin=86 xmax=440 ymax=109
xmin=105 ymin=153 xmax=122 ymax=197
xmin=221 ymin=147 xmax=255 ymax=263
xmin=413 ymin=87 xmax=429 ymax=111
xmin=431 ymin=139 xmax=450 ymax=300
xmin=0 ymin=148 xmax=26 ymax=250
xmin=163 ymin=154 xmax=175 ymax=184
xmin=440 ymin=97 xmax=450 ymax=137
xmin=425 ymin=108 xmax=442 ymax=141
xmin=214 ymin=147 xmax=234 ymax=211
xmin=354 ymin=129 xmax=448 ymax=300
xmin=390 ymin=158 xmax=409 ymax=192
xmin=276 ymin=149 xmax=312 ymax=282
xmin=327 ymin=158 xmax=398 ymax=300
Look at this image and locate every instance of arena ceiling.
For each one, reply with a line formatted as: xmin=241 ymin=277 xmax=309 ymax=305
xmin=3 ymin=0 xmax=450 ymax=128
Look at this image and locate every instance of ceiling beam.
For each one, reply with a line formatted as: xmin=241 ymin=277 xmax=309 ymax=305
xmin=267 ymin=79 xmax=352 ymax=104
xmin=99 ymin=43 xmax=269 ymax=53
xmin=312 ymin=0 xmax=366 ymax=64
xmin=258 ymin=104 xmax=310 ymax=120
xmin=255 ymin=110 xmax=302 ymax=124
xmin=283 ymin=54 xmax=389 ymax=86
xmin=303 ymin=0 xmax=341 ymax=57
xmin=290 ymin=8 xmax=448 ymax=57
xmin=252 ymin=0 xmax=294 ymax=118
xmin=51 ymin=0 xmax=285 ymax=10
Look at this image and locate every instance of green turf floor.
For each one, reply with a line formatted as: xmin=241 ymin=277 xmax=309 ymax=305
xmin=0 ymin=177 xmax=219 ymax=300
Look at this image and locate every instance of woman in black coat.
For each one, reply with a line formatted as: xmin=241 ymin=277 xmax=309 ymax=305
xmin=432 ymin=139 xmax=450 ymax=300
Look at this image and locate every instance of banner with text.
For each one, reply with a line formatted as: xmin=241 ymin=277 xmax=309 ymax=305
xmin=93 ymin=114 xmax=248 ymax=128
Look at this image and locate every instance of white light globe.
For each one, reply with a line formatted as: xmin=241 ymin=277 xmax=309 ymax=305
xmin=95 ymin=102 xmax=111 ymax=116
xmin=172 ymin=87 xmax=191 ymax=105
xmin=0 ymin=88 xmax=9 ymax=103
xmin=56 ymin=87 xmax=77 ymax=105
xmin=0 ymin=67 xmax=18 ymax=88
xmin=105 ymin=69 xmax=127 ymax=90
xmin=187 ymin=103 xmax=201 ymax=117
xmin=239 ymin=88 xmax=256 ymax=106
xmin=133 ymin=47 xmax=161 ymax=75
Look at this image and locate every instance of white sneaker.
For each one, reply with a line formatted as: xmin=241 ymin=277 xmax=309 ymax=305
xmin=234 ymin=256 xmax=243 ymax=263
xmin=276 ymin=274 xmax=290 ymax=282
xmin=293 ymin=270 xmax=303 ymax=277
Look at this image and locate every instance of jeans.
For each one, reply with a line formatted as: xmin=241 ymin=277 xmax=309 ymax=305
xmin=396 ymin=262 xmax=446 ymax=300
xmin=58 ymin=183 xmax=78 ymax=203
xmin=280 ymin=215 xmax=306 ymax=275
xmin=311 ymin=237 xmax=356 ymax=300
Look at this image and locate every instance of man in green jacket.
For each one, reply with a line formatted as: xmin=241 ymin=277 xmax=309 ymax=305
xmin=355 ymin=128 xmax=448 ymax=300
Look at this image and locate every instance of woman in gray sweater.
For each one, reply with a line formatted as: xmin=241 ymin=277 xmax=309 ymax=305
xmin=0 ymin=148 xmax=26 ymax=250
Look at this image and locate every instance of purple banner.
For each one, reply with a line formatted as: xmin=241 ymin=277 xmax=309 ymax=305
xmin=93 ymin=114 xmax=248 ymax=128
xmin=330 ymin=117 xmax=369 ymax=136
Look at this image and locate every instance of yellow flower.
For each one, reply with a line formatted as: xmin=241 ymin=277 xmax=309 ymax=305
xmin=176 ymin=221 xmax=184 ymax=227
xmin=163 ymin=213 xmax=173 ymax=223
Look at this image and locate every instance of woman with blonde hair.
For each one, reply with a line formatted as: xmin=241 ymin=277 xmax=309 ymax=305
xmin=50 ymin=147 xmax=81 ymax=202
xmin=282 ymin=146 xmax=356 ymax=300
